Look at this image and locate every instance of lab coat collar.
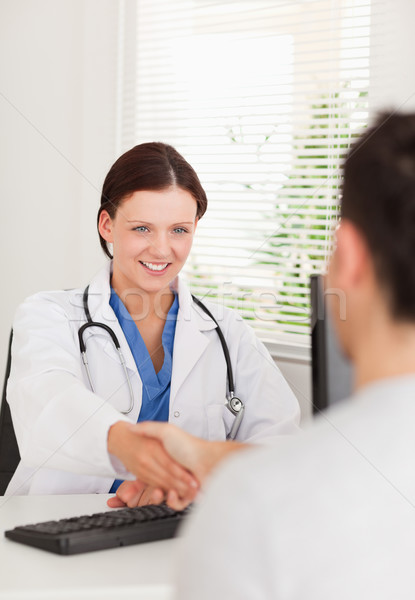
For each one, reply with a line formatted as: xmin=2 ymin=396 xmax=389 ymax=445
xmin=87 ymin=260 xmax=113 ymax=319
xmin=169 ymin=276 xmax=219 ymax=405
xmin=86 ymin=262 xmax=218 ymax=333
xmin=83 ymin=262 xmax=137 ymax=373
xmin=171 ymin=276 xmax=218 ymax=333
xmin=84 ymin=263 xmax=219 ymax=392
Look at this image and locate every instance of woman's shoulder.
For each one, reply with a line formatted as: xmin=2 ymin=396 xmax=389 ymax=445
xmin=15 ymin=287 xmax=84 ymax=322
xmin=21 ymin=286 xmax=83 ymax=305
xmin=176 ymin=278 xmax=243 ymax=327
xmin=196 ymin=296 xmax=243 ymax=323
xmin=15 ymin=263 xmax=111 ymax=321
xmin=191 ymin=295 xmax=257 ymax=342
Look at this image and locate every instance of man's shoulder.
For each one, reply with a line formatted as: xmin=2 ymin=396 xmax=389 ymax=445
xmin=208 ymin=378 xmax=415 ymax=505
xmin=180 ymin=378 xmax=415 ymax=598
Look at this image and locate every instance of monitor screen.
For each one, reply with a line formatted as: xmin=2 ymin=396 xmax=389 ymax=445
xmin=310 ymin=274 xmax=354 ymax=414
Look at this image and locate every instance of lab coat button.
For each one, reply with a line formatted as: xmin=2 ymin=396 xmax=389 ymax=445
xmin=174 ymin=411 xmax=180 ymax=418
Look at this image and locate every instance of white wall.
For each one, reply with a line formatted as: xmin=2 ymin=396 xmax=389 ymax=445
xmin=0 ymin=0 xmax=314 ymax=421
xmin=370 ymin=0 xmax=415 ymax=114
xmin=0 ymin=0 xmax=119 ymax=376
xmin=5 ymin=1 xmax=413 ymax=424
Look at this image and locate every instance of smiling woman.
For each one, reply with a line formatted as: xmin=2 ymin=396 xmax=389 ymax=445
xmin=5 ymin=142 xmax=300 ymax=504
xmin=99 ymin=188 xmax=198 ymax=304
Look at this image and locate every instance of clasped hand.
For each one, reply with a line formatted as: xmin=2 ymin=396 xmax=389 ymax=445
xmin=107 ymin=421 xmax=200 ymax=510
xmin=107 ymin=421 xmax=244 ymax=511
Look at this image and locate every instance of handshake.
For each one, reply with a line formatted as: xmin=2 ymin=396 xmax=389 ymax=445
xmin=107 ymin=421 xmax=245 ymax=510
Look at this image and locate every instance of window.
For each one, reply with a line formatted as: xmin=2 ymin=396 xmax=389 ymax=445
xmin=117 ymin=0 xmax=378 ymax=355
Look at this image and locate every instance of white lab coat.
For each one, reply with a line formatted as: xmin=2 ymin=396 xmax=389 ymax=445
xmin=6 ymin=262 xmax=300 ymax=495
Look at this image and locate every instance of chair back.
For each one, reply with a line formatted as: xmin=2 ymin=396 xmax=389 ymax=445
xmin=0 ymin=331 xmax=20 ymax=494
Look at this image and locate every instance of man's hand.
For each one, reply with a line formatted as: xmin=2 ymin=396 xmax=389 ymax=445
xmin=107 ymin=421 xmax=199 ymax=499
xmin=135 ymin=422 xmax=247 ymax=484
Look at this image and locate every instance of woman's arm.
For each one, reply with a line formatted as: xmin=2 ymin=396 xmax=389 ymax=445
xmin=107 ymin=421 xmax=248 ymax=510
xmin=107 ymin=421 xmax=198 ymax=500
xmin=8 ymin=292 xmax=197 ymax=496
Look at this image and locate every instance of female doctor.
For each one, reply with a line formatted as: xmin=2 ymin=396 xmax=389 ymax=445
xmin=6 ymin=142 xmax=300 ymax=502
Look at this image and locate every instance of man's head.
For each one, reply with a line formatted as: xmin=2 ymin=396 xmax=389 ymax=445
xmin=328 ymin=112 xmax=415 ymax=360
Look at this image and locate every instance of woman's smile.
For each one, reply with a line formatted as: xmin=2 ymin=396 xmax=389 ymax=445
xmin=139 ymin=260 xmax=171 ymax=274
xmin=99 ymin=187 xmax=198 ymax=297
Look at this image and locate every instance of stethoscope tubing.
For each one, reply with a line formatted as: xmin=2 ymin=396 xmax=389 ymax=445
xmin=191 ymin=295 xmax=235 ymax=395
xmin=78 ymin=286 xmax=245 ymax=436
xmin=191 ymin=295 xmax=245 ymax=438
xmin=79 ymin=286 xmax=134 ymax=414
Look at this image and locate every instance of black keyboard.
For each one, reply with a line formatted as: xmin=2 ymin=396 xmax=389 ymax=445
xmin=5 ymin=503 xmax=190 ymax=555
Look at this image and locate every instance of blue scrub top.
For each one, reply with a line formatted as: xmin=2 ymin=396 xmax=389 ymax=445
xmin=108 ymin=288 xmax=179 ymax=493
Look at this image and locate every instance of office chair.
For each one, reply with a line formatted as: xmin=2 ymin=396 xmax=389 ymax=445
xmin=0 ymin=331 xmax=20 ymax=494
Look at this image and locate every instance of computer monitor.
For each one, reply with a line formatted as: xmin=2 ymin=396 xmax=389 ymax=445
xmin=310 ymin=274 xmax=354 ymax=414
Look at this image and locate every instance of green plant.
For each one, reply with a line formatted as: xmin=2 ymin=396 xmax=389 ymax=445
xmin=259 ymin=89 xmax=368 ymax=335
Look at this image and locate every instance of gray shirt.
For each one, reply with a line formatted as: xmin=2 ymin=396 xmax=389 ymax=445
xmin=176 ymin=374 xmax=415 ymax=599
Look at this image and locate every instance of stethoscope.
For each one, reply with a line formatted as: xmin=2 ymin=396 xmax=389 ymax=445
xmin=78 ymin=286 xmax=245 ymax=440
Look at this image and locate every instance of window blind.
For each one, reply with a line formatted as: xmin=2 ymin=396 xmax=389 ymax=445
xmin=117 ymin=0 xmax=382 ymax=351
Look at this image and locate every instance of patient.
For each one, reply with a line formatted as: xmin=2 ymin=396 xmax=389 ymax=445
xmin=119 ymin=111 xmax=415 ymax=598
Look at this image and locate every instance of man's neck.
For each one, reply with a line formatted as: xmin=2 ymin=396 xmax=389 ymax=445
xmin=353 ymin=318 xmax=415 ymax=391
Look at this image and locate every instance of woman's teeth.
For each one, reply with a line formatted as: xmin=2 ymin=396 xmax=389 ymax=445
xmin=141 ymin=261 xmax=169 ymax=271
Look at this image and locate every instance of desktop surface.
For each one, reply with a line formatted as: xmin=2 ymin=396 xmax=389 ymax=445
xmin=0 ymin=494 xmax=178 ymax=600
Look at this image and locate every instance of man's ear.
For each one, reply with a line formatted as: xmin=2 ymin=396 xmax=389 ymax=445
xmin=332 ymin=218 xmax=370 ymax=289
xmin=98 ymin=210 xmax=114 ymax=244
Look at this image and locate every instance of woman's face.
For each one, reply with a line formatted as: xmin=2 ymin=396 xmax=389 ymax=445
xmin=99 ymin=186 xmax=198 ymax=296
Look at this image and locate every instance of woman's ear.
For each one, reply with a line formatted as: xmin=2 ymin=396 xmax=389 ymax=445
xmin=98 ymin=210 xmax=114 ymax=243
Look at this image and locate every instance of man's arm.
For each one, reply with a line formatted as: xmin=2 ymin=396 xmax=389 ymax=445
xmin=107 ymin=421 xmax=199 ymax=503
xmin=107 ymin=422 xmax=249 ymax=511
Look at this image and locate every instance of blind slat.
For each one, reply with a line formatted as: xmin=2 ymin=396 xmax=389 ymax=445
xmin=119 ymin=0 xmax=379 ymax=343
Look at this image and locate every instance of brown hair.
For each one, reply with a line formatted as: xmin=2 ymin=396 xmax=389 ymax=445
xmin=342 ymin=112 xmax=415 ymax=320
xmin=98 ymin=142 xmax=208 ymax=258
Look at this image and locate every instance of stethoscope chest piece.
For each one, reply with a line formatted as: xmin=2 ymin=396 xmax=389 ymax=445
xmin=226 ymin=393 xmax=245 ymax=440
xmin=228 ymin=396 xmax=243 ymax=414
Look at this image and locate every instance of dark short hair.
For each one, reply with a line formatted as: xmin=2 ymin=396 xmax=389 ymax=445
xmin=341 ymin=112 xmax=415 ymax=320
xmin=98 ymin=142 xmax=208 ymax=258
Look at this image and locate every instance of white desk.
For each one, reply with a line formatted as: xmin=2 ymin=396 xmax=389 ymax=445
xmin=0 ymin=494 xmax=179 ymax=600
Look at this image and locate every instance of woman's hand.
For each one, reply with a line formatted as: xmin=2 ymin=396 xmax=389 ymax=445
xmin=107 ymin=481 xmax=165 ymax=508
xmin=107 ymin=479 xmax=194 ymax=511
xmin=107 ymin=421 xmax=199 ymax=501
xmin=135 ymin=422 xmax=247 ymax=484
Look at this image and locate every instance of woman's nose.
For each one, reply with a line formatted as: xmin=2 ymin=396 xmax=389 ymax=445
xmin=150 ymin=232 xmax=171 ymax=259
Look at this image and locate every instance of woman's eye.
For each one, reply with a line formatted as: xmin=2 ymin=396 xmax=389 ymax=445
xmin=173 ymin=227 xmax=187 ymax=234
xmin=134 ymin=226 xmax=148 ymax=233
